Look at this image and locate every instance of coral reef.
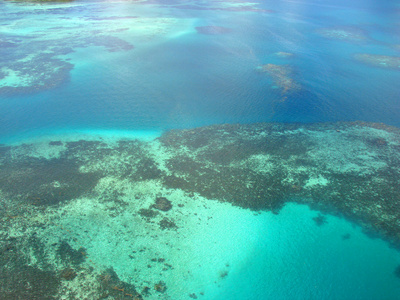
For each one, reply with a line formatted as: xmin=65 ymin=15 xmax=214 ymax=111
xmin=354 ymin=53 xmax=400 ymax=69
xmin=257 ymin=63 xmax=301 ymax=96
xmin=138 ymin=208 xmax=159 ymax=219
xmin=159 ymin=217 xmax=178 ymax=230
xmin=316 ymin=27 xmax=367 ymax=42
xmin=57 ymin=240 xmax=87 ymax=265
xmin=0 ymin=156 xmax=101 ymax=206
xmin=98 ymin=268 xmax=142 ymax=299
xmin=154 ymin=280 xmax=167 ymax=293
xmin=158 ymin=121 xmax=400 ymax=248
xmin=60 ymin=268 xmax=77 ymax=281
xmin=152 ymin=197 xmax=173 ymax=211
xmin=1 ymin=121 xmax=400 ymax=298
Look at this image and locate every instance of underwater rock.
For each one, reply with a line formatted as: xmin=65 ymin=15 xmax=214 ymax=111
xmin=159 ymin=121 xmax=400 ymax=249
xmin=154 ymin=280 xmax=167 ymax=293
xmin=2 ymin=121 xmax=400 ymax=298
xmin=60 ymin=268 xmax=77 ymax=281
xmin=312 ymin=214 xmax=328 ymax=226
xmin=153 ymin=197 xmax=173 ymax=211
xmin=354 ymin=53 xmax=400 ymax=69
xmin=195 ymin=26 xmax=232 ymax=35
xmin=0 ymin=53 xmax=73 ymax=96
xmin=159 ymin=217 xmax=178 ymax=230
xmin=98 ymin=268 xmax=141 ymax=299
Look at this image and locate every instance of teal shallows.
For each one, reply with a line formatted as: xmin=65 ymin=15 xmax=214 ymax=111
xmin=1 ymin=122 xmax=400 ymax=299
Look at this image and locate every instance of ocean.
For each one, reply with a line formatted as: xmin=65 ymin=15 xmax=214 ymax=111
xmin=0 ymin=0 xmax=400 ymax=299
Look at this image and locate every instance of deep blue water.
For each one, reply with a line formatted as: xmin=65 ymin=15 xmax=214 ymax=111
xmin=0 ymin=0 xmax=399 ymax=142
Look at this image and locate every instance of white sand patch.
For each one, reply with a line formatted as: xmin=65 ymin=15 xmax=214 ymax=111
xmin=232 ymin=153 xmax=274 ymax=173
xmin=0 ymin=67 xmax=33 ymax=88
xmin=146 ymin=140 xmax=173 ymax=175
xmin=304 ymin=175 xmax=329 ymax=188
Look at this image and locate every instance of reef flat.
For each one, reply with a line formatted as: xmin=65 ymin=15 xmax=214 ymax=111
xmin=1 ymin=121 xmax=400 ymax=298
xmin=158 ymin=122 xmax=400 ymax=244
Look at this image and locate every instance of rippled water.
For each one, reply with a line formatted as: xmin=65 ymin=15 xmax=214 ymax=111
xmin=1 ymin=0 xmax=400 ymax=299
xmin=1 ymin=0 xmax=399 ymax=141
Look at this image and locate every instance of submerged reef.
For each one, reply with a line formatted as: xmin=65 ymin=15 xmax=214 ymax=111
xmin=0 ymin=2 xmax=137 ymax=96
xmin=316 ymin=27 xmax=368 ymax=42
xmin=257 ymin=63 xmax=301 ymax=98
xmin=354 ymin=54 xmax=400 ymax=70
xmin=1 ymin=121 xmax=400 ymax=298
xmin=274 ymin=51 xmax=294 ymax=58
xmin=0 ymin=35 xmax=133 ymax=96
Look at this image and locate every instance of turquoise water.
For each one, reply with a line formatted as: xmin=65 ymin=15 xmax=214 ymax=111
xmin=1 ymin=0 xmax=400 ymax=299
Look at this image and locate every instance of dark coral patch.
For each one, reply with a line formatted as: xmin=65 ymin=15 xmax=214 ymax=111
xmin=394 ymin=265 xmax=400 ymax=278
xmin=60 ymin=267 xmax=78 ymax=281
xmin=154 ymin=280 xmax=167 ymax=293
xmin=0 ymin=237 xmax=60 ymax=300
xmin=98 ymin=267 xmax=142 ymax=299
xmin=138 ymin=208 xmax=159 ymax=219
xmin=313 ymin=214 xmax=328 ymax=226
xmin=159 ymin=217 xmax=178 ymax=230
xmin=152 ymin=197 xmax=173 ymax=211
xmin=49 ymin=141 xmax=63 ymax=146
xmin=0 ymin=264 xmax=60 ymax=299
xmin=0 ymin=156 xmax=101 ymax=206
xmin=56 ymin=240 xmax=87 ymax=265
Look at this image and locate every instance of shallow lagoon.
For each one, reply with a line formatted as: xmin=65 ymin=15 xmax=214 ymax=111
xmin=1 ymin=0 xmax=400 ymax=299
